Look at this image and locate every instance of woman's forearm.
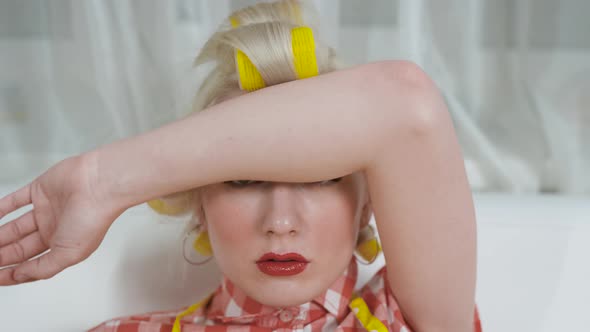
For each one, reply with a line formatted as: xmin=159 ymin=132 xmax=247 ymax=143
xmin=87 ymin=60 xmax=477 ymax=332
xmin=87 ymin=61 xmax=410 ymax=209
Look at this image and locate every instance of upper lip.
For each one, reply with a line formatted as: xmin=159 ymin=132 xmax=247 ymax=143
xmin=256 ymin=252 xmax=309 ymax=263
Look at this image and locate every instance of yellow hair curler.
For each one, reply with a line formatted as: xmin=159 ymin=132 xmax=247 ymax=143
xmin=230 ymin=15 xmax=318 ymax=91
xmin=147 ymin=198 xmax=186 ymax=216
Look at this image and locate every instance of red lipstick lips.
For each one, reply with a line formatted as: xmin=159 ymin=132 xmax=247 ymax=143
xmin=256 ymin=252 xmax=309 ymax=276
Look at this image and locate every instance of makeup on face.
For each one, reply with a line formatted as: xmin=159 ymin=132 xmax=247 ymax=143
xmin=256 ymin=252 xmax=309 ymax=276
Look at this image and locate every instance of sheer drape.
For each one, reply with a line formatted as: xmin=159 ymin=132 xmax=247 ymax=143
xmin=1 ymin=0 xmax=588 ymax=194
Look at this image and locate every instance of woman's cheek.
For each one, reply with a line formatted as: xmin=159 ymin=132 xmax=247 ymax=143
xmin=210 ymin=220 xmax=248 ymax=254
xmin=315 ymin=216 xmax=357 ymax=253
xmin=206 ymin=198 xmax=254 ymax=246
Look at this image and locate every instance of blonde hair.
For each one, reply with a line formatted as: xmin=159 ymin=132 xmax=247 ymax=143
xmin=150 ymin=0 xmax=347 ymax=236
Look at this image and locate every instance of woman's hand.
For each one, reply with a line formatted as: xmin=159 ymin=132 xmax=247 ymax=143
xmin=0 ymin=154 xmax=125 ymax=285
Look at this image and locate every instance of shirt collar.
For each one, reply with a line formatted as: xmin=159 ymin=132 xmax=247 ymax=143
xmin=206 ymin=256 xmax=358 ymax=324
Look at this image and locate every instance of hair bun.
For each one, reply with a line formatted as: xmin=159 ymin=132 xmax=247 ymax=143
xmin=225 ymin=0 xmax=319 ymax=29
xmin=189 ymin=0 xmax=342 ymax=112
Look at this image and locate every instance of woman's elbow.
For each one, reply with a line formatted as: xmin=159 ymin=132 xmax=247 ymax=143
xmin=360 ymin=60 xmax=450 ymax=135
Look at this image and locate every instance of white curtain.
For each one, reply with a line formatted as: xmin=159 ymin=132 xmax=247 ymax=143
xmin=1 ymin=0 xmax=588 ymax=194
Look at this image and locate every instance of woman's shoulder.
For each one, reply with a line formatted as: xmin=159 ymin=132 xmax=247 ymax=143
xmin=356 ymin=264 xmax=483 ymax=332
xmin=356 ymin=264 xmax=395 ymax=304
xmin=87 ymin=292 xmax=215 ymax=332
xmin=353 ymin=264 xmax=412 ymax=331
xmin=86 ymin=308 xmax=182 ymax=332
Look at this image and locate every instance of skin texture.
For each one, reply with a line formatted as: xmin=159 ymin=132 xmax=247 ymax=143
xmin=198 ymin=172 xmax=371 ymax=308
xmin=195 ymin=90 xmax=373 ymax=308
xmin=0 ymin=61 xmax=477 ymax=332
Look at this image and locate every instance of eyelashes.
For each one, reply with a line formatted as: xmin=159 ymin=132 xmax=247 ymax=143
xmin=224 ymin=177 xmax=344 ymax=187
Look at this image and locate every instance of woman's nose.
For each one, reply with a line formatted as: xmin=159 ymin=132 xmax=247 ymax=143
xmin=261 ymin=184 xmax=302 ymax=237
xmin=264 ymin=218 xmax=298 ymax=236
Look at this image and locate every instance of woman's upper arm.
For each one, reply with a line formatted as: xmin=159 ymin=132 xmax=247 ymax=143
xmin=362 ymin=61 xmax=478 ymax=332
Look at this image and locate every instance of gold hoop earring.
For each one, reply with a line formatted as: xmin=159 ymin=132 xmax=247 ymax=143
xmin=354 ymin=224 xmax=382 ymax=265
xmin=182 ymin=224 xmax=213 ymax=266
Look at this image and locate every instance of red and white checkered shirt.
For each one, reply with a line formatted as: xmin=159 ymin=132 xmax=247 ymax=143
xmin=88 ymin=257 xmax=482 ymax=331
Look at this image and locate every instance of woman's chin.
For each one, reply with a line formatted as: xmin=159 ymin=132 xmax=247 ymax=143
xmin=247 ymin=280 xmax=322 ymax=307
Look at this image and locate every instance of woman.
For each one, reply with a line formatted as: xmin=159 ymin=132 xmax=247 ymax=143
xmin=0 ymin=1 xmax=481 ymax=331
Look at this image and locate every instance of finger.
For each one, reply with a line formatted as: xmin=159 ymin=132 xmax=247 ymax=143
xmin=12 ymin=247 xmax=81 ymax=284
xmin=0 ymin=210 xmax=38 ymax=247
xmin=0 ymin=183 xmax=32 ymax=219
xmin=0 ymin=266 xmax=19 ymax=285
xmin=0 ymin=231 xmax=48 ymax=267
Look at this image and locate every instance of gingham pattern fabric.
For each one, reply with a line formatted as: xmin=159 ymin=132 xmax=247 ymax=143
xmin=88 ymin=257 xmax=482 ymax=331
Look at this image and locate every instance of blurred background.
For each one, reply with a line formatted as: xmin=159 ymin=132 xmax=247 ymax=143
xmin=0 ymin=1 xmax=589 ymax=332
xmin=0 ymin=0 xmax=589 ymax=194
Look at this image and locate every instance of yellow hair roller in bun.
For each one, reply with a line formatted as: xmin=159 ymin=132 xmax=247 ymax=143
xmin=147 ymin=198 xmax=190 ymax=216
xmin=291 ymin=26 xmax=318 ymax=79
xmin=230 ymin=15 xmax=318 ymax=91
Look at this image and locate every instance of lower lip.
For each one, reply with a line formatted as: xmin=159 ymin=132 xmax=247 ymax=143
xmin=256 ymin=261 xmax=308 ymax=276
